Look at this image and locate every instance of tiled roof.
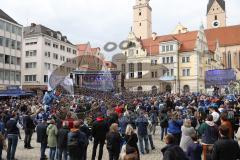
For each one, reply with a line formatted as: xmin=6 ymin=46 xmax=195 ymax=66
xmin=205 ymin=25 xmax=240 ymax=47
xmin=0 ymin=9 xmax=20 ymax=25
xmin=141 ymin=31 xmax=198 ymax=56
xmin=207 ymin=0 xmax=225 ymax=14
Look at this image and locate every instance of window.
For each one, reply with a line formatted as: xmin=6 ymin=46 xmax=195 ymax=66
xmin=228 ymin=52 xmax=232 ymax=68
xmin=44 ymin=75 xmax=48 ymax=83
xmin=44 ymin=63 xmax=51 ymax=70
xmin=151 ymin=72 xmax=154 ymax=78
xmin=154 ymin=71 xmax=157 ymax=78
xmin=0 ymin=20 xmax=4 ymax=30
xmin=60 ymin=45 xmax=65 ymax=51
xmin=11 ymin=40 xmax=16 ymax=49
xmin=60 ymin=56 xmax=65 ymax=61
xmin=0 ymin=37 xmax=3 ymax=46
xmin=166 ymin=57 xmax=169 ymax=64
xmin=52 ymin=64 xmax=58 ymax=70
xmin=166 ymin=46 xmax=169 ymax=52
xmin=182 ymin=69 xmax=190 ymax=76
xmin=0 ymin=54 xmax=4 ymax=63
xmin=53 ymin=43 xmax=59 ymax=49
xmin=129 ymin=63 xmax=134 ymax=78
xmin=17 ymin=27 xmax=22 ymax=36
xmin=139 ymin=12 xmax=141 ymax=16
xmin=45 ymin=52 xmax=50 ymax=57
xmin=170 ymin=45 xmax=173 ymax=51
xmin=170 ymin=57 xmax=173 ymax=63
xmin=67 ymin=47 xmax=71 ymax=53
xmin=139 ymin=23 xmax=141 ymax=26
xmin=45 ymin=39 xmax=51 ymax=46
xmin=24 ymin=75 xmax=36 ymax=82
xmin=25 ymin=42 xmax=37 ymax=45
xmin=17 ymin=41 xmax=21 ymax=50
xmin=25 ymin=50 xmax=37 ymax=57
xmin=138 ymin=72 xmax=142 ymax=79
xmin=15 ymin=72 xmax=20 ymax=82
xmin=5 ymin=23 xmax=11 ymax=32
xmin=17 ymin=58 xmax=21 ymax=65
xmin=53 ymin=53 xmax=58 ymax=60
xmin=215 ymin=15 xmax=218 ymax=20
xmin=162 ymin=46 xmax=166 ymax=52
xmin=137 ymin=63 xmax=142 ymax=71
xmin=4 ymin=70 xmax=10 ymax=81
xmin=73 ymin=50 xmax=76 ymax=54
xmin=171 ymin=69 xmax=174 ymax=76
xmin=162 ymin=57 xmax=165 ymax=64
xmin=25 ymin=62 xmax=36 ymax=69
xmin=10 ymin=56 xmax=17 ymax=65
xmin=182 ymin=56 xmax=190 ymax=63
xmin=5 ymin=55 xmax=10 ymax=64
xmin=10 ymin=71 xmax=15 ymax=81
xmin=0 ymin=69 xmax=3 ymax=80
xmin=12 ymin=26 xmax=16 ymax=34
xmin=5 ymin=38 xmax=9 ymax=48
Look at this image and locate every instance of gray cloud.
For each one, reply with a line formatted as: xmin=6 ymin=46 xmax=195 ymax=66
xmin=1 ymin=0 xmax=239 ymax=60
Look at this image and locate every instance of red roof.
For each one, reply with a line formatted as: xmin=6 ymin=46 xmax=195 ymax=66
xmin=205 ymin=25 xmax=240 ymax=47
xmin=141 ymin=31 xmax=198 ymax=56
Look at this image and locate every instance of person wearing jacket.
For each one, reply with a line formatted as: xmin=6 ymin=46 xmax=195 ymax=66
xmin=119 ymin=112 xmax=130 ymax=136
xmin=23 ymin=111 xmax=35 ymax=149
xmin=46 ymin=119 xmax=58 ymax=160
xmin=186 ymin=133 xmax=202 ymax=160
xmin=180 ymin=119 xmax=195 ymax=152
xmin=106 ymin=123 xmax=121 ymax=160
xmin=6 ymin=112 xmax=20 ymax=160
xmin=198 ymin=115 xmax=219 ymax=144
xmin=161 ymin=134 xmax=189 ymax=160
xmin=80 ymin=120 xmax=91 ymax=160
xmin=91 ymin=113 xmax=109 ymax=160
xmin=159 ymin=109 xmax=168 ymax=141
xmin=57 ymin=122 xmax=69 ymax=160
xmin=167 ymin=111 xmax=183 ymax=145
xmin=36 ymin=118 xmax=48 ymax=160
xmin=124 ymin=124 xmax=139 ymax=159
xmin=220 ymin=112 xmax=233 ymax=138
xmin=211 ymin=125 xmax=240 ymax=160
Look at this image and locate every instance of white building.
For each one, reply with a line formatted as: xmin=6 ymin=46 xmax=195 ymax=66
xmin=0 ymin=9 xmax=23 ymax=90
xmin=22 ymin=23 xmax=77 ymax=91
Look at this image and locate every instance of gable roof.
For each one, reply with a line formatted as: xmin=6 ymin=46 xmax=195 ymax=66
xmin=0 ymin=9 xmax=20 ymax=25
xmin=141 ymin=31 xmax=198 ymax=56
xmin=205 ymin=25 xmax=240 ymax=47
xmin=24 ymin=24 xmax=74 ymax=45
xmin=207 ymin=0 xmax=225 ymax=14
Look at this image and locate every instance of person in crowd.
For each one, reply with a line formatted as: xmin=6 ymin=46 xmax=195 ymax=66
xmin=159 ymin=108 xmax=168 ymax=141
xmin=135 ymin=111 xmax=149 ymax=154
xmin=209 ymin=107 xmax=220 ymax=124
xmin=167 ymin=111 xmax=183 ymax=145
xmin=91 ymin=113 xmax=109 ymax=160
xmin=79 ymin=120 xmax=91 ymax=160
xmin=236 ymin=123 xmax=240 ymax=146
xmin=57 ymin=121 xmax=69 ymax=160
xmin=149 ymin=106 xmax=158 ymax=135
xmin=180 ymin=119 xmax=195 ymax=152
xmin=0 ymin=130 xmax=6 ymax=160
xmin=220 ymin=112 xmax=233 ymax=138
xmin=186 ymin=133 xmax=202 ymax=160
xmin=211 ymin=125 xmax=240 ymax=160
xmin=68 ymin=120 xmax=88 ymax=160
xmin=198 ymin=115 xmax=219 ymax=144
xmin=6 ymin=112 xmax=20 ymax=160
xmin=36 ymin=118 xmax=48 ymax=160
xmin=23 ymin=111 xmax=35 ymax=149
xmin=124 ymin=124 xmax=139 ymax=159
xmin=161 ymin=134 xmax=189 ymax=160
xmin=46 ymin=119 xmax=58 ymax=160
xmin=147 ymin=115 xmax=155 ymax=150
xmin=106 ymin=123 xmax=121 ymax=160
xmin=119 ymin=112 xmax=130 ymax=136
xmin=123 ymin=145 xmax=139 ymax=160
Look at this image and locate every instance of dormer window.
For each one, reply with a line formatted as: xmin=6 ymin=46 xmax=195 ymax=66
xmin=57 ymin=33 xmax=61 ymax=40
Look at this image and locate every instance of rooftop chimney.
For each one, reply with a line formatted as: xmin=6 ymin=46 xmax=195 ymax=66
xmin=152 ymin=32 xmax=157 ymax=41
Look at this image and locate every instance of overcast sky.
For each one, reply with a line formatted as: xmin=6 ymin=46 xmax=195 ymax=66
xmin=1 ymin=0 xmax=239 ymax=60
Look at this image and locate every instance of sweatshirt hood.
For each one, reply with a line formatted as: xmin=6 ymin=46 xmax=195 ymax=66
xmin=206 ymin=120 xmax=215 ymax=126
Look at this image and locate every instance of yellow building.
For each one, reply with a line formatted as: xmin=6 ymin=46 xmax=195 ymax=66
xmin=113 ymin=0 xmax=239 ymax=93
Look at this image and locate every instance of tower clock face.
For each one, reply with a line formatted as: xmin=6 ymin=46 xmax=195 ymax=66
xmin=212 ymin=20 xmax=220 ymax=28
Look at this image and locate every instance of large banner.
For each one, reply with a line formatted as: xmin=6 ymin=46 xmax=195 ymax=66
xmin=205 ymin=69 xmax=236 ymax=88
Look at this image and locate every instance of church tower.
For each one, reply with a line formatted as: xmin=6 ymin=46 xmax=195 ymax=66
xmin=133 ymin=0 xmax=152 ymax=39
xmin=207 ymin=0 xmax=226 ymax=29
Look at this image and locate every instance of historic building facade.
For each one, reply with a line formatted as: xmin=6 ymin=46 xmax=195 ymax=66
xmin=0 ymin=9 xmax=23 ymax=90
xmin=113 ymin=0 xmax=240 ymax=93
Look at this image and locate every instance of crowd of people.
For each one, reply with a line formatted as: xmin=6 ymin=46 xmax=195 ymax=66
xmin=0 ymin=89 xmax=240 ymax=160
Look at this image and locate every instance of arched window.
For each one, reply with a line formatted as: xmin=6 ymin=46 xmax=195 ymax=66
xmin=215 ymin=15 xmax=218 ymax=20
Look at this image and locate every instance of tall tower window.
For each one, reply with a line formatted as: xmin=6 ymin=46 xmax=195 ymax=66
xmin=139 ymin=12 xmax=141 ymax=16
xmin=215 ymin=15 xmax=218 ymax=20
xmin=139 ymin=23 xmax=141 ymax=26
